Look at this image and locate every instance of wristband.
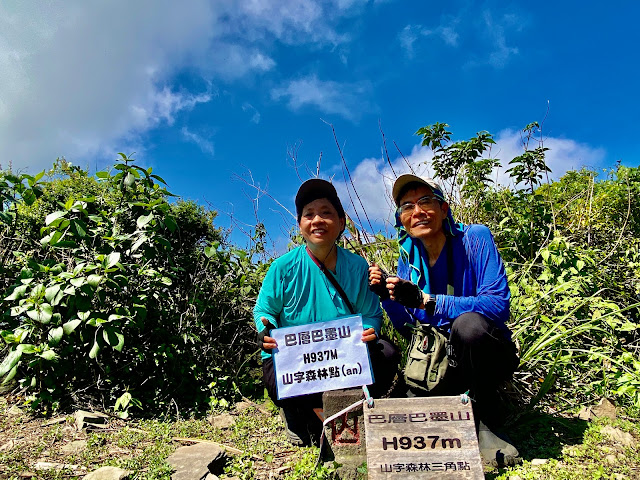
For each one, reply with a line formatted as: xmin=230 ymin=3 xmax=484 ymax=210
xmin=425 ymin=294 xmax=437 ymax=315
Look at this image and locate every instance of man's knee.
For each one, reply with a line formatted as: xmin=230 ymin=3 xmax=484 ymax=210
xmin=450 ymin=312 xmax=490 ymax=345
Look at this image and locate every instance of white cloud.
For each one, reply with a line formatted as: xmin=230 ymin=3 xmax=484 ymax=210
xmin=330 ymin=145 xmax=435 ymax=231
xmin=271 ymin=74 xmax=373 ymax=121
xmin=467 ymin=11 xmax=519 ymax=69
xmin=242 ymin=103 xmax=261 ymax=124
xmin=0 ymin=1 xmax=219 ymax=172
xmin=181 ymin=127 xmax=215 ymax=156
xmin=0 ymin=0 xmax=362 ymax=173
xmin=222 ymin=0 xmax=357 ymax=46
xmin=493 ymin=129 xmax=606 ymax=186
xmin=398 ymin=25 xmax=432 ymax=58
xmin=203 ymin=43 xmax=276 ymax=80
xmin=398 ymin=22 xmax=459 ymax=58
xmin=339 ymin=131 xmax=607 ymax=232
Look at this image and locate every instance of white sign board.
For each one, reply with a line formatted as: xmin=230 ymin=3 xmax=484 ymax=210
xmin=364 ymin=397 xmax=483 ymax=479
xmin=272 ymin=315 xmax=373 ymax=400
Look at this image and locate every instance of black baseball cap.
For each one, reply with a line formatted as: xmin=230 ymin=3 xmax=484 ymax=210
xmin=295 ymin=178 xmax=345 ymax=221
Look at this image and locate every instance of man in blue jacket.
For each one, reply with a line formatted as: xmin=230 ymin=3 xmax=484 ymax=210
xmin=369 ymin=174 xmax=520 ymax=466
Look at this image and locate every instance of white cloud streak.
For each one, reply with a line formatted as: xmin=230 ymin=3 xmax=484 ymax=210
xmin=181 ymin=127 xmax=215 ymax=156
xmin=398 ymin=22 xmax=459 ymax=58
xmin=398 ymin=10 xmax=519 ymax=68
xmin=271 ymin=74 xmax=373 ymax=121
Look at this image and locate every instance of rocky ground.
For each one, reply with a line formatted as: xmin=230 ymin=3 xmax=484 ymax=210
xmin=1 ymin=393 xmax=639 ymax=479
xmin=0 ymin=395 xmax=316 ymax=480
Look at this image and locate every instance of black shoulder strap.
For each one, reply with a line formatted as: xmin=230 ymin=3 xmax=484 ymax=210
xmin=306 ymin=247 xmax=356 ymax=315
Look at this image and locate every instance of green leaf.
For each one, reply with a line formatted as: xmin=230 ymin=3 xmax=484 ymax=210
xmin=48 ymin=230 xmax=63 ymax=245
xmin=0 ymin=350 xmax=22 ymax=376
xmin=4 ymin=284 xmax=28 ymax=301
xmin=149 ymin=174 xmax=167 ymax=184
xmin=0 ymin=211 xmax=15 ymax=224
xmin=78 ymin=311 xmax=91 ymax=321
xmin=48 ymin=326 xmax=64 ymax=346
xmin=10 ymin=306 xmax=27 ymax=316
xmin=105 ymin=252 xmax=121 ymax=269
xmin=70 ymin=277 xmax=86 ymax=288
xmin=45 ymin=211 xmax=67 ymax=226
xmin=164 ymin=216 xmax=178 ymax=232
xmin=63 ymin=319 xmax=82 ymax=335
xmin=89 ymin=340 xmax=101 ymax=359
xmin=124 ymin=172 xmax=135 ymax=187
xmin=2 ymin=365 xmax=18 ymax=384
xmin=22 ymin=189 xmax=36 ymax=206
xmin=44 ymin=284 xmax=62 ymax=305
xmin=87 ymin=274 xmax=102 ymax=287
xmin=156 ymin=236 xmax=171 ymax=250
xmin=17 ymin=344 xmax=36 ymax=354
xmin=52 ymin=240 xmax=78 ymax=249
xmin=103 ymin=328 xmax=125 ymax=352
xmin=26 ymin=304 xmax=53 ymax=324
xmin=39 ymin=350 xmax=58 ymax=361
xmin=115 ymin=391 xmax=132 ymax=412
xmin=70 ymin=219 xmax=88 ymax=238
xmin=130 ymin=235 xmax=147 ymax=252
xmin=136 ymin=213 xmax=153 ymax=229
xmin=95 ymin=171 xmax=110 ymax=179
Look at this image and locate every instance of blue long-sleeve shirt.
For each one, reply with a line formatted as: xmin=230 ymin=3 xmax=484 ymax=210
xmin=254 ymin=245 xmax=383 ymax=360
xmin=382 ymin=224 xmax=511 ymax=339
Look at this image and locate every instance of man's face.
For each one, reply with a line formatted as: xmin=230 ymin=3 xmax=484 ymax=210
xmin=397 ymin=186 xmax=449 ymax=243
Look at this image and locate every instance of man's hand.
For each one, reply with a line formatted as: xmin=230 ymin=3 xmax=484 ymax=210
xmin=386 ymin=277 xmax=424 ymax=308
xmin=257 ymin=317 xmax=278 ymax=351
xmin=368 ymin=264 xmax=390 ymax=300
xmin=361 ymin=327 xmax=377 ymax=343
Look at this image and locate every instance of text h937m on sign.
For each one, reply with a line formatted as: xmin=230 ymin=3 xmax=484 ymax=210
xmin=364 ymin=397 xmax=483 ymax=479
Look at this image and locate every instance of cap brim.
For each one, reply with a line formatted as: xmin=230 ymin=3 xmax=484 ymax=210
xmin=392 ymin=174 xmax=440 ymax=205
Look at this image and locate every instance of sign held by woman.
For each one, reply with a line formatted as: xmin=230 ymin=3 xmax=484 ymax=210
xmin=272 ymin=315 xmax=374 ymax=399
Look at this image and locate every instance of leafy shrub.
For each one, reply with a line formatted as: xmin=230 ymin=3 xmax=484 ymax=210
xmin=0 ymin=156 xmax=263 ymax=415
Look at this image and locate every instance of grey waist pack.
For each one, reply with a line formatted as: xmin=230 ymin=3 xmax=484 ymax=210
xmin=404 ymin=323 xmax=449 ymax=392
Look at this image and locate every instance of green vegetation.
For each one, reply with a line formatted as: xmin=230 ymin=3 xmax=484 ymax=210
xmin=0 ymin=157 xmax=264 ymax=416
xmin=1 ymin=121 xmax=639 ymax=478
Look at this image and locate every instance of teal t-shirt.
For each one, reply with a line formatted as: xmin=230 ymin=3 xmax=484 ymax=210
xmin=254 ymin=245 xmax=383 ymax=360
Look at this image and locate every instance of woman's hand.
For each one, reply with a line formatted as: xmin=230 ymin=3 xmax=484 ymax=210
xmin=361 ymin=327 xmax=377 ymax=343
xmin=258 ymin=317 xmax=278 ymax=351
xmin=368 ymin=264 xmax=390 ymax=300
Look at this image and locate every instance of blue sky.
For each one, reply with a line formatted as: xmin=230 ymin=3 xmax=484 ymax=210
xmin=1 ymin=1 xmax=638 ymax=251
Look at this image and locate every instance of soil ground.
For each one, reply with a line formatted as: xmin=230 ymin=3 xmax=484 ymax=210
xmin=1 ymin=394 xmax=639 ymax=479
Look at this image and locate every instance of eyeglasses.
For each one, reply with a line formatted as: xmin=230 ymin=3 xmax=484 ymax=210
xmin=397 ymin=196 xmax=440 ymax=216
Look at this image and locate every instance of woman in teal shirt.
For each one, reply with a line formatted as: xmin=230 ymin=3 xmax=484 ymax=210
xmin=254 ymin=179 xmax=398 ymax=446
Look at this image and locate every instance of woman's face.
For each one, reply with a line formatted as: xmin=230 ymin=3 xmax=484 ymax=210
xmin=398 ymin=186 xmax=449 ymax=243
xmin=299 ymin=198 xmax=345 ymax=248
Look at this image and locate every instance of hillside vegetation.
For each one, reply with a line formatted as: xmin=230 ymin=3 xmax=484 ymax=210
xmin=0 ymin=123 xmax=639 ymax=478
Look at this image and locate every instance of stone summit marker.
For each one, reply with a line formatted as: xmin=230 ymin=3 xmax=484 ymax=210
xmin=364 ymin=397 xmax=483 ymax=479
